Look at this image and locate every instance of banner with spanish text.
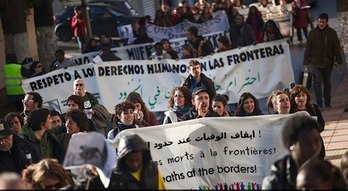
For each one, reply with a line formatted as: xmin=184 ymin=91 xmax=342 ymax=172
xmin=71 ymin=31 xmax=228 ymax=65
xmin=21 ymin=40 xmax=294 ymax=114
xmin=108 ymin=113 xmax=294 ymax=189
xmin=237 ymin=4 xmax=293 ymax=37
xmin=117 ymin=10 xmax=230 ymax=42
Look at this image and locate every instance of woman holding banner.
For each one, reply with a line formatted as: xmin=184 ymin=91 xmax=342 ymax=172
xmin=266 ymin=90 xmax=291 ymax=114
xmin=289 ymin=84 xmax=325 ymax=159
xmin=263 ymin=20 xmax=284 ymax=42
xmin=212 ymin=94 xmax=233 ymax=117
xmin=234 ymin=92 xmax=263 ymax=116
xmin=107 ymin=101 xmax=139 ymax=140
xmin=163 ymin=86 xmax=192 ymax=124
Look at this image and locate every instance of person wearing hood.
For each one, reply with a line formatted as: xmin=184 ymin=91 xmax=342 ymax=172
xmin=111 ymin=133 xmax=166 ymax=189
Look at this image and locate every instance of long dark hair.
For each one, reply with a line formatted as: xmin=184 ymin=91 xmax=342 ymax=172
xmin=289 ymin=85 xmax=312 ymax=113
xmin=264 ymin=19 xmax=283 ymax=41
xmin=27 ymin=108 xmax=50 ymax=131
xmin=235 ymin=92 xmax=262 ymax=116
xmin=126 ymin=92 xmax=151 ymax=123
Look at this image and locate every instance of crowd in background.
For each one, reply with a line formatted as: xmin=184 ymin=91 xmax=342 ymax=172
xmin=1 ymin=0 xmax=345 ymax=190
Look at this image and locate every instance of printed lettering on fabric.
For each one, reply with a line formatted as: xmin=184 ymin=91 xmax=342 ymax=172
xmin=109 ymin=114 xmax=292 ymax=189
xmin=21 ymin=40 xmax=294 ymax=113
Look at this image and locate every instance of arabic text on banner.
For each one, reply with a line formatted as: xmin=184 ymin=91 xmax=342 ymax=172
xmin=21 ymin=40 xmax=294 ymax=114
xmin=108 ymin=114 xmax=291 ymax=189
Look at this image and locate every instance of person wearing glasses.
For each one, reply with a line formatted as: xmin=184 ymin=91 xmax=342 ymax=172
xmin=163 ymin=86 xmax=192 ymax=124
xmin=21 ymin=92 xmax=43 ymax=123
xmin=72 ymin=78 xmax=112 ymax=136
xmin=29 ymin=61 xmax=45 ymax=78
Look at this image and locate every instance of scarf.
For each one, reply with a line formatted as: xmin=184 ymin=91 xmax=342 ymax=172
xmin=117 ymin=121 xmax=136 ymax=132
xmin=173 ymin=105 xmax=190 ymax=115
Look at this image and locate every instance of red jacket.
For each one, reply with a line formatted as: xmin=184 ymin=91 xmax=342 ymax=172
xmin=71 ymin=15 xmax=86 ymax=37
xmin=292 ymin=0 xmax=309 ymax=28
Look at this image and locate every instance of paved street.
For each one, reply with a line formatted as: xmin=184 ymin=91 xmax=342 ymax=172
xmin=321 ymin=74 xmax=348 ymax=167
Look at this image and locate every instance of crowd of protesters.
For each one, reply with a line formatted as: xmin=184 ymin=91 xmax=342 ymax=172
xmin=1 ymin=0 xmax=345 ymax=189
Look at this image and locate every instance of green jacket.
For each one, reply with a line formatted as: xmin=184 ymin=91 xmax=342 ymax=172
xmin=21 ymin=124 xmax=64 ymax=163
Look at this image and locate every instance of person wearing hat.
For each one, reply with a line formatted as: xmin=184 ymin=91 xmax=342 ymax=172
xmin=0 ymin=119 xmax=41 ymax=174
xmin=180 ymin=86 xmax=219 ymax=120
xmin=182 ymin=59 xmax=216 ymax=99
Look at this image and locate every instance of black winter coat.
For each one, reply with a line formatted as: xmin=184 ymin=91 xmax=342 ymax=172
xmin=0 ymin=134 xmax=41 ymax=174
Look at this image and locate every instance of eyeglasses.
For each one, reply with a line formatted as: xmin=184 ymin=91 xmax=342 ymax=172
xmin=36 ymin=65 xmax=42 ymax=68
xmin=75 ymin=84 xmax=84 ymax=87
xmin=174 ymin=94 xmax=185 ymax=98
xmin=22 ymin=99 xmax=34 ymax=104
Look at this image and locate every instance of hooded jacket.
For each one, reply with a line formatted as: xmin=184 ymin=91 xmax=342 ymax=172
xmin=111 ymin=134 xmax=160 ymax=189
xmin=21 ymin=125 xmax=64 ymax=163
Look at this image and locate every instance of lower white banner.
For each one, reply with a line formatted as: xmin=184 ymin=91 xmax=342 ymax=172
xmin=109 ymin=114 xmax=291 ymax=189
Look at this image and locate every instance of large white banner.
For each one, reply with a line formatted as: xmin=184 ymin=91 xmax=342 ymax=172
xmin=22 ymin=40 xmax=294 ymax=114
xmin=71 ymin=31 xmax=229 ymax=65
xmin=116 ymin=10 xmax=230 ymax=42
xmin=109 ymin=114 xmax=292 ymax=189
xmin=238 ymin=4 xmax=293 ymax=37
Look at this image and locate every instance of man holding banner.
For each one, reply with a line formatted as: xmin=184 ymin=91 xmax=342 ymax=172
xmin=181 ymin=86 xmax=219 ymax=120
xmin=186 ymin=26 xmax=215 ymax=57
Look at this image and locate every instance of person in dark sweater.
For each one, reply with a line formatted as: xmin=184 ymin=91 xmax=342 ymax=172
xmin=181 ymin=86 xmax=219 ymax=120
xmin=0 ymin=119 xmax=41 ymax=174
